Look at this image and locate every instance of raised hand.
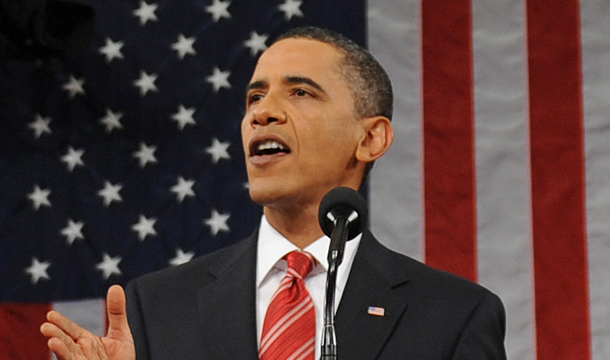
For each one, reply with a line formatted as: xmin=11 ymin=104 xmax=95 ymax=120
xmin=40 ymin=285 xmax=136 ymax=360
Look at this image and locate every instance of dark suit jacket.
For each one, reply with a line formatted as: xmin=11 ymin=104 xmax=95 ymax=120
xmin=126 ymin=231 xmax=507 ymax=359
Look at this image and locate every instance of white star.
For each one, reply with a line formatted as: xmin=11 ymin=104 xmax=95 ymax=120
xmin=171 ymin=104 xmax=196 ymax=130
xmin=100 ymin=108 xmax=124 ymax=133
xmin=206 ymin=67 xmax=231 ymax=92
xmin=96 ymin=253 xmax=122 ymax=280
xmin=205 ymin=137 xmax=231 ymax=163
xmin=169 ymin=248 xmax=195 ymax=266
xmin=244 ymin=31 xmax=268 ymax=56
xmin=278 ymin=0 xmax=303 ymax=20
xmin=61 ymin=219 xmax=85 ymax=245
xmin=133 ymin=1 xmax=158 ymax=25
xmin=133 ymin=142 xmax=158 ymax=168
xmin=205 ymin=0 xmax=231 ymax=22
xmin=62 ymin=75 xmax=85 ymax=99
xmin=99 ymin=38 xmax=124 ymax=62
xmin=133 ymin=70 xmax=158 ymax=96
xmin=27 ymin=185 xmax=51 ymax=210
xmin=204 ymin=209 xmax=230 ymax=236
xmin=131 ymin=215 xmax=157 ymax=241
xmin=61 ymin=147 xmax=85 ymax=172
xmin=25 ymin=258 xmax=51 ymax=284
xmin=171 ymin=176 xmax=196 ymax=202
xmin=98 ymin=181 xmax=123 ymax=206
xmin=171 ymin=34 xmax=196 ymax=59
xmin=28 ymin=114 xmax=52 ymax=138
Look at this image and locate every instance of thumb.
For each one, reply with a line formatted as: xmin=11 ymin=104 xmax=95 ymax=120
xmin=106 ymin=285 xmax=132 ymax=341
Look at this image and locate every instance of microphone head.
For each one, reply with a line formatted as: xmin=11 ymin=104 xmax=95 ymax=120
xmin=318 ymin=187 xmax=368 ymax=240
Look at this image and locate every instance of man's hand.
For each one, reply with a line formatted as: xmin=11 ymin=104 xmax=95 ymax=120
xmin=40 ymin=285 xmax=136 ymax=360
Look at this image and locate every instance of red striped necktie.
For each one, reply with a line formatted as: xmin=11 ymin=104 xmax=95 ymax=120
xmin=259 ymin=251 xmax=317 ymax=360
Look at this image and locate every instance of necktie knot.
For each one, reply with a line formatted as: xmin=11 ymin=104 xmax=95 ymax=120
xmin=285 ymin=251 xmax=316 ymax=280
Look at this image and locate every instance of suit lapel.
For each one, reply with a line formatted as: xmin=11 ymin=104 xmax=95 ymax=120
xmin=335 ymin=231 xmax=410 ymax=360
xmin=192 ymin=230 xmax=409 ymax=359
xmin=197 ymin=233 xmax=260 ymax=360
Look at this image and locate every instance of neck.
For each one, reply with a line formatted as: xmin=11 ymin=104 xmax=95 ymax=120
xmin=264 ymin=204 xmax=324 ymax=249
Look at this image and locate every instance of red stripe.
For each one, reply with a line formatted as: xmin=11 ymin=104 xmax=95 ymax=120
xmin=526 ymin=1 xmax=591 ymax=359
xmin=0 ymin=303 xmax=52 ymax=360
xmin=421 ymin=0 xmax=477 ymax=281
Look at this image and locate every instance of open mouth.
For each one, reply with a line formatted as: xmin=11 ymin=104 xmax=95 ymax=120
xmin=250 ymin=139 xmax=291 ymax=157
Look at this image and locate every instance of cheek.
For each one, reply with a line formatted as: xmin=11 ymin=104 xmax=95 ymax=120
xmin=302 ymin=129 xmax=356 ymax=168
xmin=240 ymin=120 xmax=250 ymax=151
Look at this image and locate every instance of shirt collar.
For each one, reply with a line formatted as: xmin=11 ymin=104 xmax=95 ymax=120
xmin=256 ymin=215 xmax=361 ymax=288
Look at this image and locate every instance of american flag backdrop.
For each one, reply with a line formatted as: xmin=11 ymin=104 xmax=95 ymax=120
xmin=0 ymin=1 xmax=608 ymax=360
xmin=369 ymin=1 xmax=610 ymax=359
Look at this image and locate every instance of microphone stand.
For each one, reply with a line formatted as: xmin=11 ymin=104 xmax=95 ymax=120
xmin=320 ymin=216 xmax=349 ymax=360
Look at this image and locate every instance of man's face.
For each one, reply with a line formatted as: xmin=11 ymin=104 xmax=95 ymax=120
xmin=241 ymin=38 xmax=365 ymax=211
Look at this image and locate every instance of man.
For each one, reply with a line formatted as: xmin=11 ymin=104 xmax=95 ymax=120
xmin=41 ymin=26 xmax=507 ymax=359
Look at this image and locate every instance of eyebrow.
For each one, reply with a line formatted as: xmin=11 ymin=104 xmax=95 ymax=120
xmin=245 ymin=76 xmax=327 ymax=95
xmin=246 ymin=80 xmax=267 ymax=92
xmin=284 ymin=76 xmax=326 ymax=94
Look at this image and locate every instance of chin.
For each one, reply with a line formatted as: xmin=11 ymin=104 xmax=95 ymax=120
xmin=248 ymin=181 xmax=310 ymax=211
xmin=247 ymin=182 xmax=280 ymax=206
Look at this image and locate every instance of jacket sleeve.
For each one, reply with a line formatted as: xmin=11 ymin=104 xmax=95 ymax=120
xmin=450 ymin=291 xmax=507 ymax=360
xmin=125 ymin=279 xmax=151 ymax=360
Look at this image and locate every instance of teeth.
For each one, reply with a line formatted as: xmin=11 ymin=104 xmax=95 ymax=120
xmin=257 ymin=140 xmax=286 ymax=151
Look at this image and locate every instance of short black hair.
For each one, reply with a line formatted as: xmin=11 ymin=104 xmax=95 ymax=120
xmin=275 ymin=26 xmax=393 ymax=121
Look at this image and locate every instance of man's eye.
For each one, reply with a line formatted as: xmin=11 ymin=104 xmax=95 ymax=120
xmin=249 ymin=94 xmax=263 ymax=103
xmin=294 ymin=89 xmax=309 ymax=97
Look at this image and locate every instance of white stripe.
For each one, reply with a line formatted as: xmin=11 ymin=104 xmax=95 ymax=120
xmin=274 ymin=279 xmax=292 ymax=294
xmin=269 ymin=276 xmax=298 ymax=301
xmin=51 ymin=298 xmax=106 ymax=360
xmin=581 ymin=1 xmax=610 ymax=359
xmin=260 ymin=301 xmax=313 ymax=356
xmin=368 ymin=0 xmax=424 ymax=261
xmin=471 ymin=1 xmax=537 ymax=359
xmin=260 ymin=299 xmax=314 ymax=355
xmin=287 ymin=267 xmax=304 ymax=280
xmin=52 ymin=299 xmax=106 ymax=336
xmin=286 ymin=338 xmax=315 ymax=360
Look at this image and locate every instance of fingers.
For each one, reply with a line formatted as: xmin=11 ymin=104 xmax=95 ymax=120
xmin=47 ymin=335 xmax=75 ymax=360
xmin=45 ymin=310 xmax=92 ymax=342
xmin=106 ymin=285 xmax=133 ymax=341
xmin=39 ymin=286 xmax=133 ymax=360
xmin=40 ymin=320 xmax=84 ymax=360
xmin=107 ymin=285 xmax=126 ymax=319
xmin=41 ymin=313 xmax=109 ymax=360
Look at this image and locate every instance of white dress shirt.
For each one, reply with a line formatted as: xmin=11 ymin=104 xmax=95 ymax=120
xmin=256 ymin=215 xmax=361 ymax=359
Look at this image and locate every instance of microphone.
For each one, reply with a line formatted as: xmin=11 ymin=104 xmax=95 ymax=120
xmin=318 ymin=186 xmax=368 ymax=266
xmin=318 ymin=187 xmax=368 ymax=360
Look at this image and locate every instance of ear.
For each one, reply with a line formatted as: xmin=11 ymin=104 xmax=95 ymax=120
xmin=355 ymin=116 xmax=394 ymax=163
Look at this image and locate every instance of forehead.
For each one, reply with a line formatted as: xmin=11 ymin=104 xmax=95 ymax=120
xmin=251 ymin=38 xmax=345 ymax=83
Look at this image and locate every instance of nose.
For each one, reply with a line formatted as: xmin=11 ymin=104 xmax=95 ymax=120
xmin=250 ymin=94 xmax=286 ymax=126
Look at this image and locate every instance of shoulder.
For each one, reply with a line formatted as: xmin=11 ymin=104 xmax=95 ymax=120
xmin=127 ymin=232 xmax=257 ymax=295
xmin=351 ymin=232 xmax=507 ymax=358
xmin=359 ymin=231 xmax=503 ymax=310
